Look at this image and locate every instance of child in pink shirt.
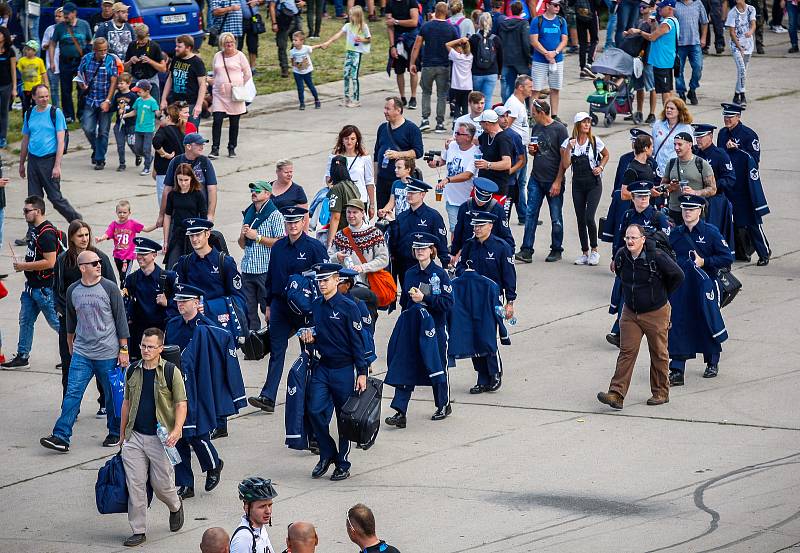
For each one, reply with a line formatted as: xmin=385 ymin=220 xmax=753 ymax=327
xmin=96 ymin=200 xmax=156 ymax=281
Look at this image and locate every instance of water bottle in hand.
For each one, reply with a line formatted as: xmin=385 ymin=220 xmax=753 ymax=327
xmin=495 ymin=305 xmax=517 ymax=326
xmin=156 ymin=422 xmax=182 ymax=466
xmin=430 ymin=273 xmax=441 ymax=295
xmin=344 ymin=254 xmax=355 ymax=269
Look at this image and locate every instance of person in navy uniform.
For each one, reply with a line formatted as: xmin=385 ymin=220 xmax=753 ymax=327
xmin=248 ymin=206 xmax=329 ymax=414
xmin=123 ymin=237 xmax=175 ymax=360
xmin=455 ymin=212 xmax=516 ymax=393
xmin=300 ymin=263 xmax=370 ymax=482
xmin=391 ymin=179 xmax=450 ymax=284
xmin=173 ymin=218 xmax=248 ymax=331
xmin=385 ymin=232 xmax=453 ymax=429
xmin=718 ymin=103 xmax=761 ymax=166
xmin=451 ymin=177 xmax=514 ymax=264
xmin=164 ymin=284 xmax=224 ymax=500
xmin=606 ymin=181 xmax=672 ymax=347
xmin=668 ymin=195 xmax=734 ymax=386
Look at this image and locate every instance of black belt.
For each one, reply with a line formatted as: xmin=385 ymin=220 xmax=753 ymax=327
xmin=29 ymin=152 xmax=57 ymax=160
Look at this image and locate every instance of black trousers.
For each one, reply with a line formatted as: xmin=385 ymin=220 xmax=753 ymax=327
xmin=211 ymin=112 xmax=241 ymax=151
xmin=242 ymin=272 xmax=268 ymax=330
xmin=27 ymin=154 xmax=82 ymax=224
xmin=306 ymin=0 xmax=325 ymax=36
xmin=276 ymin=13 xmax=301 ymax=71
xmin=450 ymin=88 xmax=470 ymax=118
xmin=576 ymin=15 xmax=599 ymax=70
xmin=376 ymin=175 xmax=394 ymax=210
xmin=572 ymin=184 xmax=602 ymax=251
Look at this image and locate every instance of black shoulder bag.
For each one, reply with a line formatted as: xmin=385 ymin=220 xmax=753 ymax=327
xmin=680 ymin=230 xmax=741 ymax=309
xmin=208 ymin=11 xmax=230 ymax=47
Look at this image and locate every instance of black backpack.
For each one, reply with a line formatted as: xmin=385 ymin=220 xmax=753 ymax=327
xmin=25 ymin=105 xmax=69 ymax=155
xmin=475 ymin=33 xmax=497 ymax=71
xmin=645 ymin=229 xmax=676 ymax=261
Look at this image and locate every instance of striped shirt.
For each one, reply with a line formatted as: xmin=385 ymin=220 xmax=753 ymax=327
xmin=78 ymin=53 xmax=119 ymax=108
xmin=211 ymin=0 xmax=244 ymax=36
xmin=241 ymin=206 xmax=286 ymax=274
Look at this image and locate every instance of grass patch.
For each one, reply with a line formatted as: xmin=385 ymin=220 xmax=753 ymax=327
xmin=197 ymin=17 xmax=391 ymax=96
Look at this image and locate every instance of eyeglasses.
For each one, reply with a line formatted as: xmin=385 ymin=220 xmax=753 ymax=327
xmin=624 ymin=236 xmax=643 ymax=241
xmin=454 ymin=132 xmax=471 ymax=137
xmin=22 ymin=207 xmax=40 ymax=214
xmin=79 ymin=260 xmax=102 ymax=267
xmin=139 ymin=343 xmax=163 ymax=351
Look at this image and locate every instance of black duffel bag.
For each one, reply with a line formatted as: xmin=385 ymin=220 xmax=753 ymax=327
xmin=717 ymin=268 xmax=742 ymax=309
xmin=241 ymin=326 xmax=271 ymax=360
xmin=339 ymin=377 xmax=383 ymax=451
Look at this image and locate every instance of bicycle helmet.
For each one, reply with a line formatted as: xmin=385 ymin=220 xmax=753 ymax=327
xmin=238 ymin=477 xmax=278 ymax=502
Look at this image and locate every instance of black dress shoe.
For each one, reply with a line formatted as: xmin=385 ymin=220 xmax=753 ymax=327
xmin=248 ymin=395 xmax=275 ymax=412
xmin=124 ymin=533 xmax=146 ymax=547
xmin=210 ymin=428 xmax=228 ymax=440
xmin=669 ymin=371 xmax=685 ymax=386
xmin=308 ymin=438 xmax=320 ymax=455
xmin=431 ymin=403 xmax=452 ymax=421
xmin=312 ymin=458 xmax=334 ymax=479
xmin=204 ymin=459 xmax=223 ymax=492
xmin=756 ymin=257 xmax=769 ymax=266
xmin=169 ymin=502 xmax=184 ymax=532
xmin=487 ymin=374 xmax=502 ymax=392
xmin=385 ymin=411 xmax=407 ymax=428
xmin=469 ymin=384 xmax=487 ymax=394
xmin=606 ymin=333 xmax=620 ymax=348
xmin=177 ymin=486 xmax=194 ymax=499
xmin=703 ymin=363 xmax=719 ymax=378
xmin=330 ymin=467 xmax=350 ymax=481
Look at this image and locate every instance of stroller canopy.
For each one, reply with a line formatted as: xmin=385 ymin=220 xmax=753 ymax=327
xmin=591 ymin=47 xmax=635 ymax=77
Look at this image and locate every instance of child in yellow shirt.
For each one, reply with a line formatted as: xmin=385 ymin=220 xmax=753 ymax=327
xmin=17 ymin=40 xmax=48 ymax=112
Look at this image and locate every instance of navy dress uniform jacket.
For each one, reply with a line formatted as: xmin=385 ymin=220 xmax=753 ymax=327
xmin=179 ymin=324 xmax=247 ymax=437
xmin=284 ymin=348 xmax=316 ymax=451
xmin=266 ymin=235 xmax=329 ymax=304
xmin=165 ymin=312 xmax=218 ymax=351
xmin=311 ymin=293 xmax=370 ymax=375
xmin=612 ymin=151 xmax=635 ymax=192
xmin=725 ymin=148 xmax=770 ymax=227
xmin=123 ymin=265 xmax=175 ymax=325
xmin=696 ymin=144 xmax=736 ymax=194
xmin=345 ymin=291 xmax=377 ymax=366
xmin=394 ymin=204 xmax=451 ymax=269
xmin=400 ymin=263 xmax=454 ymax=330
xmin=450 ymin=198 xmax=515 ymax=255
xmin=601 ymin=189 xmax=632 ymax=244
xmin=447 ymin=270 xmax=509 ymax=363
xmin=456 ymin=235 xmax=517 ymax=302
xmin=718 ymin=122 xmax=761 ymax=166
xmin=668 ymin=221 xmax=733 ymax=358
xmin=386 ymin=303 xmax=445 ymax=387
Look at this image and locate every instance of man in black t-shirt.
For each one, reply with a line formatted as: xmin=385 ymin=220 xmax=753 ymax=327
xmin=2 ymin=196 xmax=61 ymax=370
xmin=160 ymin=35 xmax=207 ymax=127
xmin=475 ymin=110 xmax=514 ymax=211
xmin=124 ymin=24 xmax=167 ymax=102
xmin=158 ymin=133 xmax=218 ymax=227
xmin=386 ymin=0 xmax=421 ymax=108
xmin=346 ymin=504 xmax=401 ymax=553
xmin=90 ymin=0 xmax=114 ymax=33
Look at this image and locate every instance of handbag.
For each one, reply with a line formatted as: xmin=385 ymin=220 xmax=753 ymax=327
xmin=221 ymin=54 xmax=254 ymax=102
xmin=208 ymin=12 xmax=229 ymax=47
xmin=251 ymin=13 xmax=267 ymax=34
xmin=681 ymin=231 xmax=741 ymax=309
xmin=343 ymin=228 xmax=397 ymax=308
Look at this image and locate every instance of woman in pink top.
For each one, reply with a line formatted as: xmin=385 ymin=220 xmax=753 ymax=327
xmin=96 ymin=199 xmax=156 ymax=281
xmin=210 ymin=31 xmax=252 ymax=160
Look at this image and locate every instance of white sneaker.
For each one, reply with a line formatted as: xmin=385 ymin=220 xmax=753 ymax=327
xmin=574 ymin=254 xmax=589 ymax=265
xmin=771 ymin=25 xmax=787 ymax=33
xmin=588 ymin=251 xmax=601 ymax=266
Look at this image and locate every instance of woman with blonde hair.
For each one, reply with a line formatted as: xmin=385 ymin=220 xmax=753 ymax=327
xmin=651 ymin=97 xmax=693 ymax=176
xmin=320 ymin=5 xmax=372 ymax=107
xmin=468 ymin=12 xmax=502 ymax=102
xmin=560 ymin=112 xmax=610 ymax=266
xmin=210 ymin=31 xmax=252 ymax=159
xmin=445 ymin=36 xmax=473 ymax=118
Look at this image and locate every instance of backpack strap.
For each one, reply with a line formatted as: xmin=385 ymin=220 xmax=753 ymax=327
xmin=126 ymin=359 xmax=174 ymax=393
xmin=230 ymin=525 xmax=257 ymax=553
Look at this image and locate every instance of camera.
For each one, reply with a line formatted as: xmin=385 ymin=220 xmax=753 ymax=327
xmin=423 ymin=150 xmax=442 ymax=162
xmin=654 ymin=183 xmax=670 ymax=194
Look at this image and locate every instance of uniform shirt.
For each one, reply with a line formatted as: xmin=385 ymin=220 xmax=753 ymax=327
xmin=124 ymin=265 xmax=170 ymax=324
xmin=174 ymin=248 xmax=247 ymax=307
xmin=400 ymin=262 xmax=454 ymax=329
xmin=457 ymin=235 xmax=517 ymax=301
xmin=717 ymin=121 xmax=760 ymax=166
xmin=695 ymin=144 xmax=735 ymax=193
xmin=264 ymin=234 xmax=328 ymax=304
xmin=613 ymin=205 xmax=671 ymax=253
xmin=450 ymin=198 xmax=514 ymax=255
xmin=165 ymin=312 xmax=217 ymax=350
xmin=311 ymin=292 xmax=370 ymax=373
xmin=230 ymin=517 xmax=275 ymax=553
xmin=669 ymin=219 xmax=733 ymax=275
xmin=394 ymin=203 xmax=450 ymax=267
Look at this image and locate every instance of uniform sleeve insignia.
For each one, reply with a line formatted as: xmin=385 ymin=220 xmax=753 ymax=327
xmin=424 ymin=328 xmax=436 ymax=338
xmin=752 ymin=139 xmax=760 ymax=152
xmin=438 ymin=228 xmax=446 ymax=235
xmin=750 ymin=168 xmax=759 ymax=181
xmin=443 ymin=284 xmax=452 ymax=293
xmin=233 ymin=275 xmax=242 ymax=290
xmin=353 ymin=320 xmax=362 ymax=331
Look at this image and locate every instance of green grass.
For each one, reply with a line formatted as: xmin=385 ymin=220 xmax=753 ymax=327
xmin=197 ymin=17 xmax=391 ymax=96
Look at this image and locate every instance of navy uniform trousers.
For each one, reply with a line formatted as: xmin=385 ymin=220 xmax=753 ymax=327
xmin=260 ymin=298 xmax=303 ymax=401
xmin=307 ymin=364 xmax=355 ymax=471
xmin=472 ymin=352 xmax=503 ymax=386
xmin=390 ymin=331 xmax=450 ymax=413
xmin=670 ymin=353 xmax=720 ymax=373
xmin=174 ymin=433 xmax=221 ymax=487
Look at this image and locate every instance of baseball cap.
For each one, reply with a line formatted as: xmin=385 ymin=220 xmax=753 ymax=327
xmin=131 ymin=79 xmax=152 ymax=92
xmin=345 ymin=199 xmax=366 ymax=211
xmin=674 ymin=131 xmax=694 ymax=142
xmin=573 ymin=111 xmax=592 ymax=124
xmin=24 ymin=40 xmax=39 ymax=52
xmin=183 ymin=132 xmax=208 ymax=145
xmin=657 ymin=0 xmax=676 ymax=8
xmin=249 ymin=181 xmax=272 ymax=193
xmin=62 ymin=2 xmax=78 ymax=13
xmin=493 ymin=105 xmax=512 ymax=116
xmin=477 ymin=110 xmax=499 ymax=123
xmin=112 ymin=1 xmax=129 ymax=10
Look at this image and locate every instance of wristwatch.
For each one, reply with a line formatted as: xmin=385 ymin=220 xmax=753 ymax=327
xmin=119 ymin=346 xmax=129 ymax=353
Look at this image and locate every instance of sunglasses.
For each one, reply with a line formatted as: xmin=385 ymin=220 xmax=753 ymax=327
xmin=454 ymin=132 xmax=471 ymax=137
xmin=79 ymin=260 xmax=102 ymax=267
xmin=22 ymin=207 xmax=40 ymax=214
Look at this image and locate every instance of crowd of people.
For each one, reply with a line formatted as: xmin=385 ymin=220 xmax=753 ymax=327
xmin=0 ymin=0 xmax=781 ymax=550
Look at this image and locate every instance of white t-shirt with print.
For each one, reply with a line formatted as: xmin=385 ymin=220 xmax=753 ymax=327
xmin=290 ymin=45 xmax=314 ymax=74
xmin=561 ymin=135 xmax=606 ymax=169
xmin=448 ymin=49 xmax=473 ymax=91
xmin=725 ymin=5 xmax=756 ymax=55
xmin=443 ymin=141 xmax=478 ymax=205
xmin=504 ymin=94 xmax=529 ymax=141
xmin=343 ymin=23 xmax=371 ymax=54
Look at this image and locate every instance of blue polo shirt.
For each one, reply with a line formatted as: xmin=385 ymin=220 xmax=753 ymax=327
xmin=649 ymin=17 xmax=680 ymax=69
xmin=530 ymin=15 xmax=568 ymax=64
xmin=22 ymin=105 xmax=68 ymax=157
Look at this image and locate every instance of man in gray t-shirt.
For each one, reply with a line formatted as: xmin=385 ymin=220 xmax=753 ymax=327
xmin=41 ymin=250 xmax=130 ymax=454
xmin=662 ymin=132 xmax=716 ymax=224
xmin=516 ymin=99 xmax=569 ymax=263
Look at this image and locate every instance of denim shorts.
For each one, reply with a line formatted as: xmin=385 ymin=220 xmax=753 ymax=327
xmin=445 ymin=202 xmax=461 ymax=232
xmin=631 ymin=63 xmax=655 ymax=92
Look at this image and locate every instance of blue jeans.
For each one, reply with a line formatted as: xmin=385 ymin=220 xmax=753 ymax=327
xmin=293 ymin=71 xmax=319 ymax=105
xmin=53 ymin=353 xmax=120 ymax=443
xmin=788 ymin=1 xmax=798 ymax=48
xmin=472 ymin=74 xmax=498 ymax=104
xmin=81 ymin=105 xmax=113 ymax=163
xmin=676 ymin=44 xmax=703 ymax=93
xmin=17 ymin=286 xmax=60 ymax=357
xmin=615 ymin=1 xmax=640 ymax=47
xmin=501 ymin=66 xmax=521 ymax=103
xmin=47 ymin=69 xmax=61 ymax=109
xmin=604 ymin=0 xmax=617 ymax=47
xmin=521 ymin=176 xmax=564 ymax=252
xmin=510 ymin=155 xmax=528 ymax=221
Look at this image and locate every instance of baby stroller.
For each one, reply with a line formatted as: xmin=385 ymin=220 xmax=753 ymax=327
xmin=586 ymin=47 xmax=639 ymax=127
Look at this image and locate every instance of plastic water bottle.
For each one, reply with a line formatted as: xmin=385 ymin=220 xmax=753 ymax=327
xmin=430 ymin=273 xmax=441 ymax=295
xmin=381 ymin=153 xmax=390 ymax=169
xmin=495 ymin=305 xmax=517 ymax=326
xmin=156 ymin=422 xmax=182 ymax=466
xmin=344 ymin=255 xmax=355 ymax=269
